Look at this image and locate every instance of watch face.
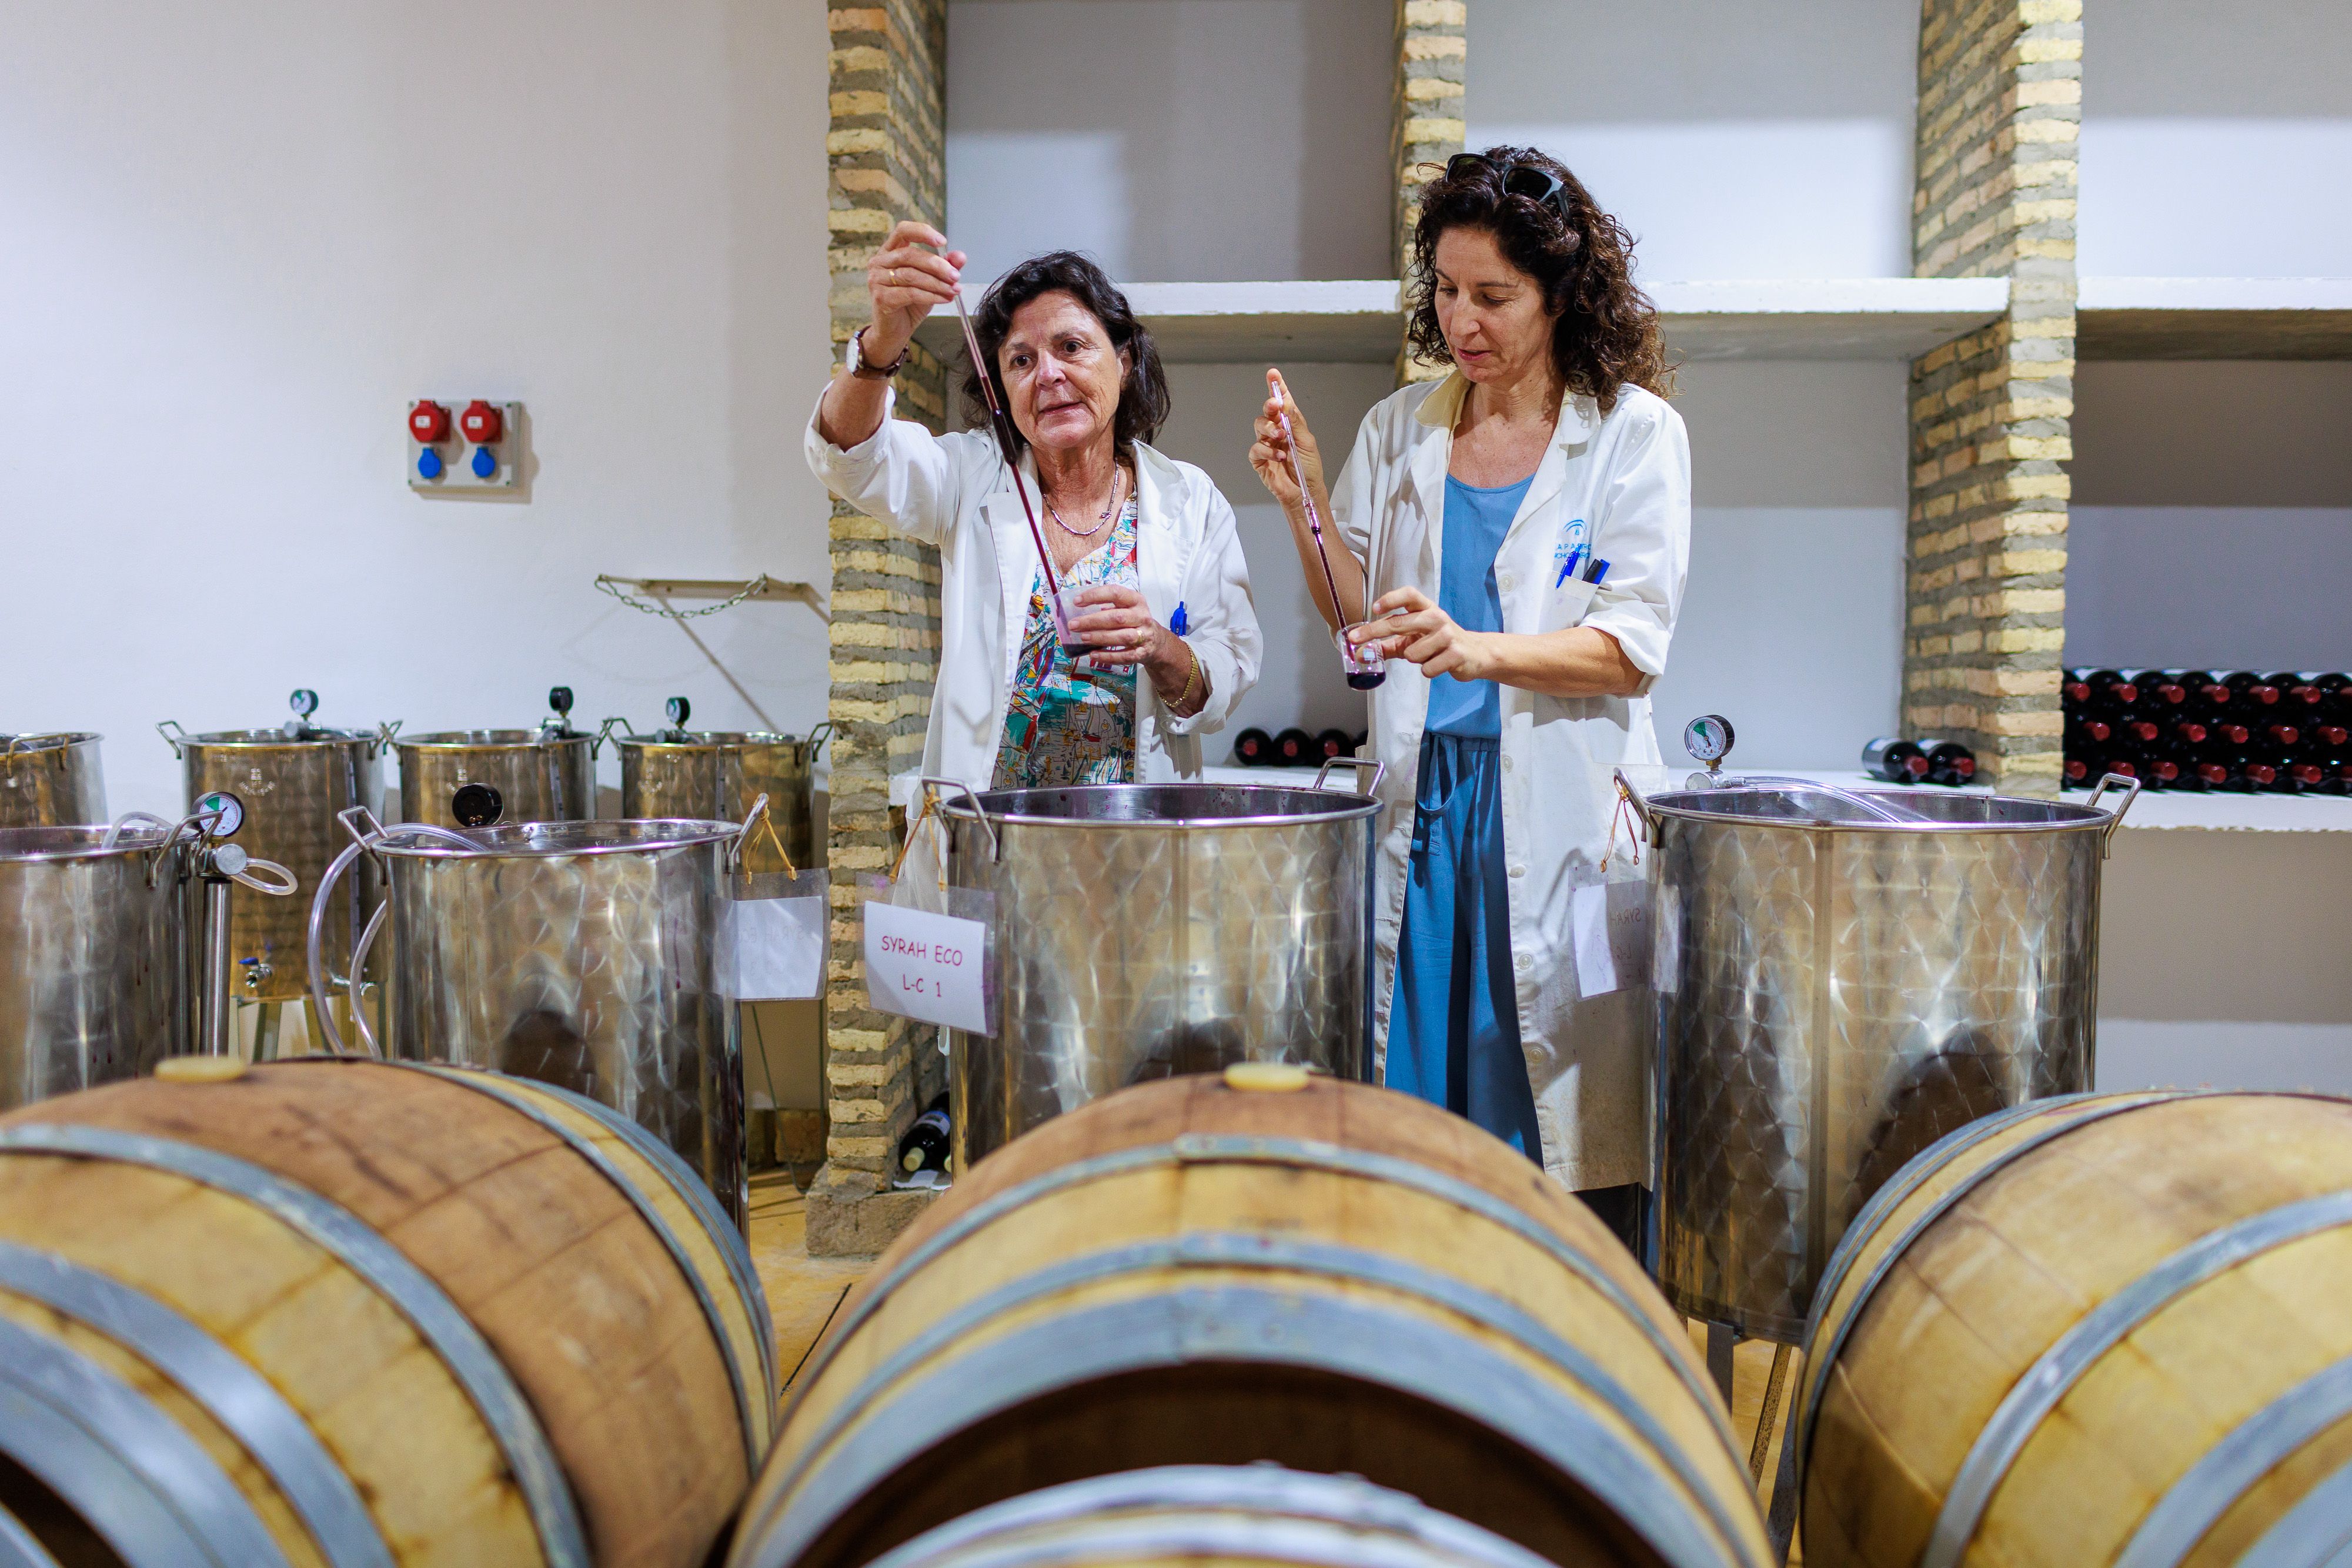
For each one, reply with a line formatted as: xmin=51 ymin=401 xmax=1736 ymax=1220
xmin=1683 ymin=714 xmax=1735 ymax=764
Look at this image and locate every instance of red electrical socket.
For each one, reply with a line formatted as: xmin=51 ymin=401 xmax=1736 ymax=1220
xmin=460 ymin=399 xmax=504 ymax=444
xmin=409 ymin=400 xmax=452 ymax=443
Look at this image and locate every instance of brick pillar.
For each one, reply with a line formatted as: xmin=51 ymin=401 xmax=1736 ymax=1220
xmin=1394 ymin=0 xmax=1466 ymax=385
xmin=1903 ymin=0 xmax=2080 ymax=793
xmin=808 ymin=0 xmax=949 ymax=1256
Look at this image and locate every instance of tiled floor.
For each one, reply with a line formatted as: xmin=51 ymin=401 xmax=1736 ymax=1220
xmin=747 ymin=1171 xmax=873 ymax=1396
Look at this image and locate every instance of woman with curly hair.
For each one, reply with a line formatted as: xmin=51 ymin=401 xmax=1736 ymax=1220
xmin=1251 ymin=148 xmax=1689 ymax=1241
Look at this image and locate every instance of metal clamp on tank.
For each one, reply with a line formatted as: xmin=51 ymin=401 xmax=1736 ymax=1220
xmin=2082 ymin=770 xmax=2142 ymax=856
xmin=307 ymin=805 xmax=476 ymax=1057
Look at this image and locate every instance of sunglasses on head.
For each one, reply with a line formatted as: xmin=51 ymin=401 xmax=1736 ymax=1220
xmin=1445 ymin=153 xmax=1568 ymax=220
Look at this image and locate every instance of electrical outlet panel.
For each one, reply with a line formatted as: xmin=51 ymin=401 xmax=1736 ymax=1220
xmin=408 ymin=399 xmax=523 ymax=492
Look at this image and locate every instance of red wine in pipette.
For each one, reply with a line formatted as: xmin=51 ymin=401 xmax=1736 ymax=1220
xmin=954 ymin=279 xmax=1079 ymax=653
xmin=1275 ymin=372 xmax=1385 ymax=691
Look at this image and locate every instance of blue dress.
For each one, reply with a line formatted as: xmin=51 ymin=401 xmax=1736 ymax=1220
xmin=1385 ymin=473 xmax=1544 ymax=1161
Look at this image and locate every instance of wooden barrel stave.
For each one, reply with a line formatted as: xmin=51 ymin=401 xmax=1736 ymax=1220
xmin=0 ymin=1058 xmax=771 ymax=1568
xmin=1796 ymin=1090 xmax=2352 ymax=1568
xmin=738 ymin=1074 xmax=1770 ymax=1568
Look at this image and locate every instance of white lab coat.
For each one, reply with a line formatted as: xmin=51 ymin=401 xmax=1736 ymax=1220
xmin=804 ymin=386 xmax=1262 ymax=796
xmin=1330 ymin=372 xmax=1692 ymax=1191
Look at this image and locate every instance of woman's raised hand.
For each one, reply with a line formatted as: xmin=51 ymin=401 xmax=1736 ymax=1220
xmin=1250 ymin=369 xmax=1325 ymax=513
xmin=866 ymin=221 xmax=966 ymax=357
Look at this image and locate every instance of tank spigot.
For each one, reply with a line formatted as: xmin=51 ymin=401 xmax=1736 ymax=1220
xmin=240 ymin=957 xmax=272 ymax=991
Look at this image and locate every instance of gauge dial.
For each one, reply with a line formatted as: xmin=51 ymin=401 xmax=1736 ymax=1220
xmin=1683 ymin=714 xmax=1736 ymax=765
xmin=196 ymin=790 xmax=245 ymax=838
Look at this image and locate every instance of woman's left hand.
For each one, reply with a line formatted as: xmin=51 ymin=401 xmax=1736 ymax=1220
xmin=1358 ymin=587 xmax=1501 ymax=681
xmin=1064 ymin=586 xmax=1199 ymax=702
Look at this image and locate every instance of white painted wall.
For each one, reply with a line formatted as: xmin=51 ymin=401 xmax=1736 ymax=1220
xmin=2081 ymin=0 xmax=2352 ymax=278
xmin=2067 ymin=362 xmax=2352 ymax=671
xmin=1467 ymin=0 xmax=1919 ymax=281
xmin=0 ymin=1 xmax=837 ymax=820
xmin=1651 ymin=360 xmax=1909 ymax=771
xmin=946 ymin=0 xmax=1394 ymax=288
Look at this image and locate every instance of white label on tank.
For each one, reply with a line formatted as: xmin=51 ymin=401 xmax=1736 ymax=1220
xmin=864 ymin=901 xmax=991 ymax=1034
xmin=1573 ymin=878 xmax=1651 ymax=999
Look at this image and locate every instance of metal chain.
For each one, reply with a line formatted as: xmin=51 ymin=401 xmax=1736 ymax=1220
xmin=594 ymin=573 xmax=776 ymax=621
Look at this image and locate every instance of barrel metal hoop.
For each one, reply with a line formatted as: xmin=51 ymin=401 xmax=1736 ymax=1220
xmin=0 ymin=1241 xmax=395 ymax=1568
xmin=800 ymin=1136 xmax=1740 ymax=1466
xmin=0 ymin=1124 xmax=591 ymax=1568
xmin=1793 ymin=1091 xmax=2219 ymax=1509
xmin=741 ymin=1285 xmax=1758 ymax=1568
xmin=1802 ymin=1093 xmax=2109 ymax=1356
xmin=2116 ymin=1358 xmax=2352 ymax=1568
xmin=394 ymin=1064 xmax=766 ymax=1465
xmin=273 ymin=1054 xmax=777 ymax=1405
xmin=0 ymin=1502 xmax=59 ymax=1568
xmin=861 ymin=1466 xmax=1559 ymax=1568
xmin=2237 ymin=1452 xmax=2352 ymax=1568
xmin=760 ymin=1233 xmax=1759 ymax=1568
xmin=0 ymin=1314 xmax=289 ymax=1568
xmin=1925 ymin=1191 xmax=2352 ymax=1568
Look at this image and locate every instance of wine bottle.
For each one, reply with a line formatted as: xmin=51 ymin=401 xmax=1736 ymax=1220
xmin=2207 ymin=720 xmax=2252 ymax=749
xmin=2132 ymin=670 xmax=2190 ymax=711
xmin=1923 ymin=740 xmax=1977 ymax=787
xmin=897 ymin=1094 xmax=950 ymax=1175
xmin=2209 ymin=751 xmax=2276 ymax=793
xmin=2062 ymin=668 xmax=2095 ymax=708
xmin=2180 ymin=671 xmax=2232 ymax=720
xmin=2170 ymin=719 xmax=2209 ymax=747
xmin=2083 ymin=670 xmax=2141 ymax=711
xmin=1274 ymin=727 xmax=1314 ymax=767
xmin=2224 ymin=671 xmax=2283 ymax=712
xmin=1313 ymin=727 xmax=1354 ymax=761
xmin=1861 ymin=737 xmax=1930 ymax=783
xmin=2262 ymin=722 xmax=2303 ymax=750
xmin=1232 ymin=728 xmax=1272 ymax=766
xmin=2116 ymin=717 xmax=2162 ymax=747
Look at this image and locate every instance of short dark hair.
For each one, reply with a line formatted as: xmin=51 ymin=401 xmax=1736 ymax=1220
xmin=960 ymin=252 xmax=1171 ymax=458
xmin=1406 ymin=146 xmax=1672 ymax=414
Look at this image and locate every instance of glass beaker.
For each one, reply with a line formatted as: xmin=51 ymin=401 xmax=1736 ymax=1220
xmin=1336 ymin=622 xmax=1388 ymax=690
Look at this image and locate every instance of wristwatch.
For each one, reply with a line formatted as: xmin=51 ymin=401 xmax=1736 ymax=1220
xmin=850 ymin=326 xmax=908 ymax=381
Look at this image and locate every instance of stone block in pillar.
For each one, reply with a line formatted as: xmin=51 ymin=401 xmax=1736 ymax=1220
xmin=1392 ymin=0 xmax=1465 ymax=386
xmin=812 ymin=0 xmax=950 ymax=1254
xmin=1903 ymin=0 xmax=2080 ymax=793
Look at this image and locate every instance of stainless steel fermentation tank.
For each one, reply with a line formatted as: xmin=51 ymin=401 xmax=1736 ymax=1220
xmin=607 ymin=699 xmax=830 ymax=872
xmin=935 ymin=765 xmax=1382 ymax=1172
xmin=0 ymin=823 xmax=191 ymax=1108
xmin=312 ymin=811 xmax=751 ymax=1227
xmin=394 ymin=687 xmax=600 ymax=827
xmin=1627 ymin=771 xmax=2137 ymax=1343
xmin=159 ymin=701 xmax=383 ymax=1006
xmin=0 ymin=733 xmax=105 ymax=828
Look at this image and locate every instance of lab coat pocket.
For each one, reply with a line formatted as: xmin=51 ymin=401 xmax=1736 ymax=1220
xmin=1541 ymin=576 xmax=1602 ymax=634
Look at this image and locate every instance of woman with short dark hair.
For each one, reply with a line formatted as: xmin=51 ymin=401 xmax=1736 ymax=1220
xmin=1251 ymin=148 xmax=1690 ymax=1239
xmin=810 ymin=225 xmax=1261 ymax=796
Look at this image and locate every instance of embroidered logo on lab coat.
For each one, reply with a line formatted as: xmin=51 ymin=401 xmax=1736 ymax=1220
xmin=1551 ymin=518 xmax=1588 ymax=584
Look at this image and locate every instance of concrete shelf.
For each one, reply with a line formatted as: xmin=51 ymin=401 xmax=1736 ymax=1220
xmin=2079 ymin=277 xmax=2352 ymax=360
xmin=915 ymin=276 xmax=2012 ymax=366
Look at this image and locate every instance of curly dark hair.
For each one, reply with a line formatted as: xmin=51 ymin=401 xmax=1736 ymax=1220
xmin=960 ymin=251 xmax=1171 ymax=459
xmin=1406 ymin=146 xmax=1672 ymax=413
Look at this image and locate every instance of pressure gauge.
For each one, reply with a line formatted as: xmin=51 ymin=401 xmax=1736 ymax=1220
xmin=664 ymin=696 xmax=692 ymax=730
xmin=1683 ymin=714 xmax=1735 ymax=767
xmin=452 ymin=783 xmax=504 ymax=828
xmin=288 ymin=688 xmax=320 ymax=719
xmin=196 ymin=790 xmax=245 ymax=838
xmin=547 ymin=685 xmax=574 ymax=717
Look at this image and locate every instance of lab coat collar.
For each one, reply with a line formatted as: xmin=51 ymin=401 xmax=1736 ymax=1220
xmin=1411 ymin=370 xmax=1601 ymax=447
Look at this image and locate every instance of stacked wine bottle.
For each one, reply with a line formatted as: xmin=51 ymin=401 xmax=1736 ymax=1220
xmin=2064 ymin=668 xmax=2352 ymax=793
xmin=1231 ymin=726 xmax=1370 ymax=767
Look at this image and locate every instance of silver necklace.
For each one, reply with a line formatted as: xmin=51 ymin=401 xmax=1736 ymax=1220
xmin=1045 ymin=466 xmax=1123 ymax=539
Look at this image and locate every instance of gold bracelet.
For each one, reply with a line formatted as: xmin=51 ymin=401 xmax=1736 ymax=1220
xmin=1172 ymin=645 xmax=1202 ymax=713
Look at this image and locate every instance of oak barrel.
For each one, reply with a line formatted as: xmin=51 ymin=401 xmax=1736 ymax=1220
xmin=1792 ymin=1089 xmax=2352 ymax=1568
xmin=859 ymin=1464 xmax=1562 ymax=1568
xmin=731 ymin=1069 xmax=1772 ymax=1568
xmin=0 ymin=1055 xmax=774 ymax=1568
